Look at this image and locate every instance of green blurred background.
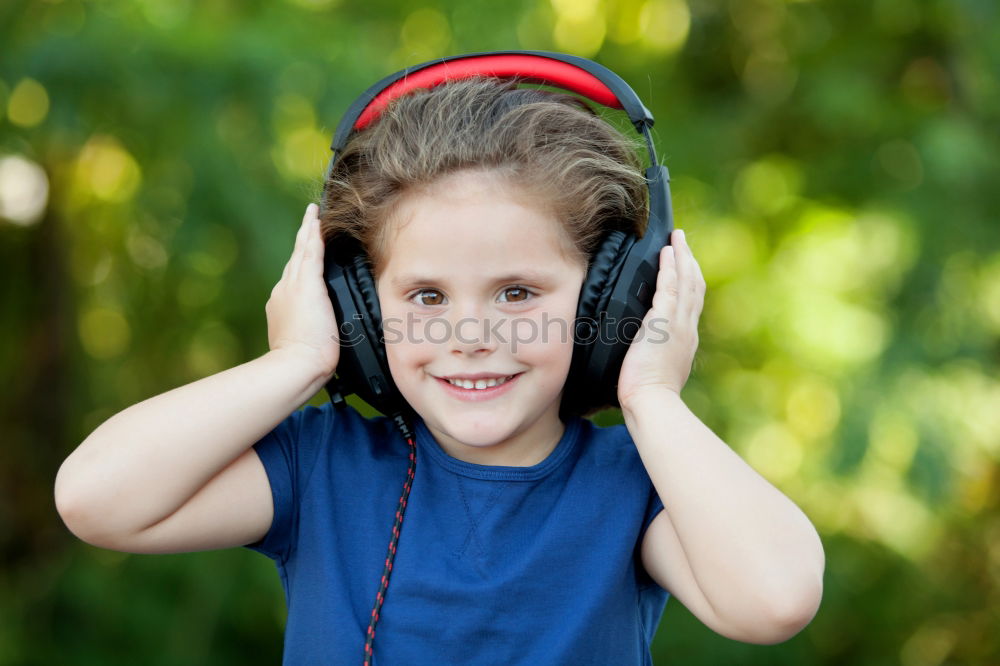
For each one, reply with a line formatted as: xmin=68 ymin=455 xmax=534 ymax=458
xmin=2 ymin=0 xmax=998 ymax=663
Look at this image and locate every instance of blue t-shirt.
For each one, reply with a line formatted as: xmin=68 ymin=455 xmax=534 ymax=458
xmin=246 ymin=402 xmax=670 ymax=665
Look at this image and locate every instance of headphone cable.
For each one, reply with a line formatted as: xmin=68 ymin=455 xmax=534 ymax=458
xmin=363 ymin=411 xmax=417 ymax=665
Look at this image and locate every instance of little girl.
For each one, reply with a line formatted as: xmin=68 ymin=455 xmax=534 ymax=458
xmin=55 ymin=58 xmax=824 ymax=665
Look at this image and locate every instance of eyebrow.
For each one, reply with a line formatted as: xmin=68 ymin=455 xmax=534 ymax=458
xmin=389 ymin=270 xmax=558 ymax=289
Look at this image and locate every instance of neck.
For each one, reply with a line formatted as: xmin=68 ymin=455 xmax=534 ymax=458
xmin=427 ymin=415 xmax=567 ymax=467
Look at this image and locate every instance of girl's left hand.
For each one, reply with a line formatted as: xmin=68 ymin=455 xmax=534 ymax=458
xmin=617 ymin=228 xmax=705 ymax=409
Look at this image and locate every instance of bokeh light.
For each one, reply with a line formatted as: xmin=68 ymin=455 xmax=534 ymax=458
xmin=0 ymin=154 xmax=49 ymax=226
xmin=7 ymin=78 xmax=49 ymax=128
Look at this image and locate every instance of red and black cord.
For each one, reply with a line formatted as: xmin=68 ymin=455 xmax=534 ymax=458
xmin=363 ymin=413 xmax=417 ymax=665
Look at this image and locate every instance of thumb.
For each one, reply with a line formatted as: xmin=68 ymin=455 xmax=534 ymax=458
xmin=291 ymin=203 xmax=323 ymax=281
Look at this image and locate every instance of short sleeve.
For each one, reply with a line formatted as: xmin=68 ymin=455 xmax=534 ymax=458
xmin=243 ymin=403 xmax=330 ymax=563
xmin=635 ymin=482 xmax=665 ymax=590
xmin=642 ymin=486 xmax=665 ymax=536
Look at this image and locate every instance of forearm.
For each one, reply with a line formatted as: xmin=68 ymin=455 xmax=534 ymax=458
xmin=622 ymin=388 xmax=824 ymax=623
xmin=55 ymin=348 xmax=330 ymax=538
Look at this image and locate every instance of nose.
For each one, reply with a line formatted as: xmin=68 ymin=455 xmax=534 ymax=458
xmin=448 ymin=301 xmax=499 ymax=356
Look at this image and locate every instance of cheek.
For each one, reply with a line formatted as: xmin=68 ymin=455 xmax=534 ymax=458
xmin=385 ymin=342 xmax=426 ymax=403
xmin=385 ymin=338 xmax=429 ymax=372
xmin=523 ymin=315 xmax=575 ymax=396
xmin=513 ymin=305 xmax=576 ymax=362
xmin=538 ymin=296 xmax=581 ymax=370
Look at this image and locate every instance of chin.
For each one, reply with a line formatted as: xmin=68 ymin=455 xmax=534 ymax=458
xmin=430 ymin=409 xmax=521 ymax=448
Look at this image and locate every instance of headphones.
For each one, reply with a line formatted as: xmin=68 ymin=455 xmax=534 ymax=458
xmin=320 ymin=49 xmax=675 ymax=423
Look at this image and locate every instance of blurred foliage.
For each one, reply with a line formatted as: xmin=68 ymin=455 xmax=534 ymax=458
xmin=2 ymin=0 xmax=999 ymax=663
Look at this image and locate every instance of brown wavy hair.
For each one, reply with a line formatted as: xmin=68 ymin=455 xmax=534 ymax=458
xmin=317 ymin=75 xmax=650 ymax=417
xmin=318 ymin=75 xmax=648 ymax=274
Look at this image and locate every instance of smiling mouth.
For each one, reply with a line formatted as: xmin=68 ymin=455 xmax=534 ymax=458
xmin=443 ymin=374 xmax=519 ymax=390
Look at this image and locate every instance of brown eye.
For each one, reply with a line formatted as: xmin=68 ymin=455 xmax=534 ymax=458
xmin=500 ymin=286 xmax=532 ymax=303
xmin=413 ymin=289 xmax=444 ymax=306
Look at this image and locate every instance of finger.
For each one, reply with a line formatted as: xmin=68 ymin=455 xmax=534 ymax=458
xmin=300 ymin=210 xmax=324 ymax=275
xmin=288 ymin=204 xmax=316 ymax=281
xmin=672 ymin=229 xmax=697 ymax=320
xmin=284 ymin=212 xmax=309 ymax=281
xmin=675 ymin=229 xmax=706 ymax=324
xmin=281 ymin=220 xmax=304 ymax=281
xmin=292 ymin=203 xmax=324 ymax=280
xmin=279 ymin=210 xmax=310 ymax=282
xmin=691 ymin=257 xmax=706 ymax=325
xmin=651 ymin=242 xmax=679 ymax=316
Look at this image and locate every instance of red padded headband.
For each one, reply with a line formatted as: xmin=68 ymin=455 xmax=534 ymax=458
xmin=353 ymin=54 xmax=624 ymax=132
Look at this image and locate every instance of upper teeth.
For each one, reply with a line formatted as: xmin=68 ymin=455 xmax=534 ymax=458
xmin=446 ymin=375 xmax=515 ymax=390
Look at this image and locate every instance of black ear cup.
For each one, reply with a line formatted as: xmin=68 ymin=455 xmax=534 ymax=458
xmin=347 ymin=257 xmax=386 ymax=362
xmin=350 ymin=256 xmax=412 ymax=417
xmin=348 ymin=256 xmax=390 ymax=371
xmin=323 ymin=240 xmax=412 ymax=418
xmin=561 ymin=229 xmax=636 ymax=418
xmin=586 ymin=230 xmax=636 ymax=320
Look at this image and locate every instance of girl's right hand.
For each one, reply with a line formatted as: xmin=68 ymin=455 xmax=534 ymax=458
xmin=265 ymin=203 xmax=340 ymax=379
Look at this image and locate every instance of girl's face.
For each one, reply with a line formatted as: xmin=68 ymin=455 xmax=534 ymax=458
xmin=375 ymin=169 xmax=587 ymax=467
